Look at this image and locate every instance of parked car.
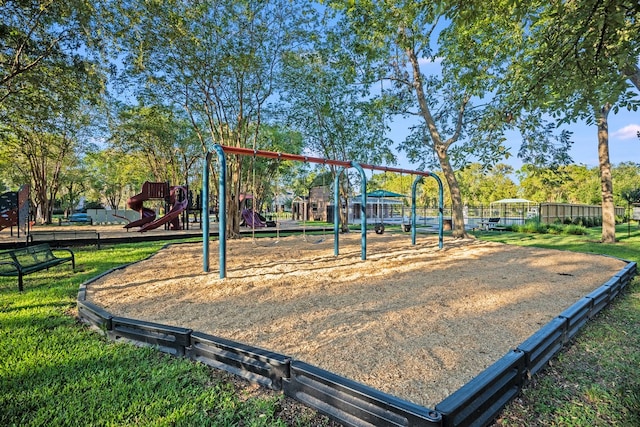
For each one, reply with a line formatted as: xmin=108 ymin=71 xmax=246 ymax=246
xmin=68 ymin=213 xmax=92 ymax=224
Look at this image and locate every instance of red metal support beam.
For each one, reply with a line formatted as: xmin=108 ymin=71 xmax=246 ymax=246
xmin=217 ymin=145 xmax=433 ymax=177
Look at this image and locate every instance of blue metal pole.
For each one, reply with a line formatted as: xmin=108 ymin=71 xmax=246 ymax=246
xmin=334 ymin=167 xmax=344 ymax=256
xmin=202 ymin=152 xmax=212 ymax=272
xmin=350 ymin=162 xmax=367 ymax=260
xmin=212 ymin=144 xmax=227 ymax=278
xmin=411 ymin=174 xmax=444 ymax=249
xmin=432 ymin=173 xmax=444 ymax=249
xmin=411 ymin=175 xmax=422 ymax=246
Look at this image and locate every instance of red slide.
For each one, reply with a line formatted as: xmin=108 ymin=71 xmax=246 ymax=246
xmin=124 ymin=193 xmax=157 ymax=229
xmin=139 ymin=186 xmax=188 ymax=232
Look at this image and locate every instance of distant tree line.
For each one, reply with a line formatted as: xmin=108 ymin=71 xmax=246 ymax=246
xmin=1 ymin=0 xmax=637 ymax=243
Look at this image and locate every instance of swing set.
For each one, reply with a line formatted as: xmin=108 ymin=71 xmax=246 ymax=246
xmin=202 ymin=144 xmax=444 ymax=278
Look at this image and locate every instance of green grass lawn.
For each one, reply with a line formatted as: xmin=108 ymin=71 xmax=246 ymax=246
xmin=0 ymin=241 xmax=331 ymax=427
xmin=1 ymin=226 xmax=638 ymax=426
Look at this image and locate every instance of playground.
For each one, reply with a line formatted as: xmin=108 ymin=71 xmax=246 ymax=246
xmin=84 ymin=231 xmax=626 ymax=409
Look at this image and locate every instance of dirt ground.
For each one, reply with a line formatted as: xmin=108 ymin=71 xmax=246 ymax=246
xmin=85 ymin=232 xmax=626 ymax=409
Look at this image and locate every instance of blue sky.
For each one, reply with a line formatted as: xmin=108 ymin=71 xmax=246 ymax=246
xmin=387 ymin=111 xmax=640 ymax=173
xmin=568 ymin=112 xmax=640 ymax=167
xmin=385 ymin=57 xmax=640 ymax=173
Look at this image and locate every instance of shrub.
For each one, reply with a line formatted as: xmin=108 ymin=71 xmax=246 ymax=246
xmin=510 ymin=224 xmax=523 ymax=233
xmin=563 ymin=224 xmax=587 ymax=235
xmin=512 ymin=221 xmax=548 ymax=234
xmin=85 ymin=200 xmax=104 ymax=210
xmin=572 ymin=216 xmax=583 ymax=226
xmin=547 ymin=224 xmax=564 ymax=234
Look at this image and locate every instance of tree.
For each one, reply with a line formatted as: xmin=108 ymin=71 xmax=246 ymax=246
xmin=368 ymin=173 xmax=413 ymax=199
xmin=612 ymin=162 xmax=640 ymax=206
xmin=59 ymin=161 xmax=90 ymax=216
xmin=524 ymin=0 xmax=639 ymax=242
xmin=517 ymin=164 xmax=604 ymax=205
xmin=0 ymin=56 xmax=104 ymax=223
xmin=329 ymin=1 xmax=530 ymax=238
xmin=456 ymin=163 xmax=517 ymax=206
xmin=448 ymin=0 xmax=640 ymax=242
xmin=1 ymin=1 xmax=106 ymax=223
xmin=517 ymin=166 xmax=558 ymax=203
xmin=108 ymin=104 xmax=201 ymax=187
xmin=562 ymin=165 xmax=601 ymax=205
xmin=279 ymin=43 xmax=395 ymax=231
xmin=1 ymin=0 xmax=100 ymax=105
xmin=84 ymin=148 xmax=149 ymax=210
xmin=113 ymin=0 xmax=318 ymax=237
xmin=243 ymin=125 xmax=304 ymax=216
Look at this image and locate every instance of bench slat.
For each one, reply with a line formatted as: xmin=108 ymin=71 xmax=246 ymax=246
xmin=28 ymin=230 xmax=101 ymax=249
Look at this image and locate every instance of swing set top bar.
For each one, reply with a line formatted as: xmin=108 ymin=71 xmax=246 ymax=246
xmin=216 ymin=145 xmax=434 ymax=177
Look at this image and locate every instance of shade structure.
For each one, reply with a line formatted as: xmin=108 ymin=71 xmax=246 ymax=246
xmin=364 ymin=190 xmax=406 ymax=198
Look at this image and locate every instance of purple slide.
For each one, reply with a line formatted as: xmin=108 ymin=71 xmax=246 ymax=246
xmin=242 ymin=209 xmax=267 ymax=228
xmin=140 ymin=186 xmax=188 ymax=232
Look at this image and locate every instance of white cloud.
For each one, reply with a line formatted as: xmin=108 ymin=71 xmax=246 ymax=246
xmin=418 ymin=56 xmax=443 ymax=65
xmin=611 ymin=124 xmax=640 ymax=140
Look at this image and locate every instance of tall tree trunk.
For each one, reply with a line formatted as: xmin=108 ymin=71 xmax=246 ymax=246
xmin=623 ymin=65 xmax=640 ymax=92
xmin=435 ymin=145 xmax=466 ymax=238
xmin=597 ymin=103 xmax=616 ymax=243
xmin=407 ymin=49 xmax=468 ymax=238
xmin=339 ymin=177 xmax=350 ymax=233
xmin=226 ymin=158 xmax=242 ymax=239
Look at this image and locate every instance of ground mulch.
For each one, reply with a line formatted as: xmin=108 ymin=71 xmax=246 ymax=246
xmin=85 ymin=232 xmax=625 ymax=409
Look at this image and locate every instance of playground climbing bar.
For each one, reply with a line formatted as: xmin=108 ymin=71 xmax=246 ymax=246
xmin=203 ymin=144 xmax=443 ymax=278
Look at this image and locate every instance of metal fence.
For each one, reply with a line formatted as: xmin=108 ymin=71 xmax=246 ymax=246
xmin=338 ymin=201 xmax=626 ymax=228
xmin=413 ymin=202 xmax=625 ymax=229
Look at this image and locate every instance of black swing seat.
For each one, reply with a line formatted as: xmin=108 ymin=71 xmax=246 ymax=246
xmin=0 ymin=243 xmax=75 ymax=292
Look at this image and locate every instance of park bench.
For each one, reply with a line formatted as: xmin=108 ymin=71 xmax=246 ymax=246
xmin=28 ymin=230 xmax=101 ymax=248
xmin=480 ymin=217 xmax=506 ymax=231
xmin=0 ymin=243 xmax=75 ymax=291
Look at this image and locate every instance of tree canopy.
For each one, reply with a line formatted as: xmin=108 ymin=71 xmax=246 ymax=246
xmin=2 ymin=0 xmax=638 ymax=233
xmin=441 ymin=0 xmax=640 ymax=242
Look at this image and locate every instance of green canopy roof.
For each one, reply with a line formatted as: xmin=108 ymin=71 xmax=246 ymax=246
xmin=365 ymin=190 xmax=406 ymax=198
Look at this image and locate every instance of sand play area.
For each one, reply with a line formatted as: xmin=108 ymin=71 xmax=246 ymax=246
xmin=85 ymin=232 xmax=626 ymax=409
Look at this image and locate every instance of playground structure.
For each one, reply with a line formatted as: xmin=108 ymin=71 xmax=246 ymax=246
xmin=0 ymin=185 xmax=30 ymax=237
xmin=124 ymin=182 xmax=188 ymax=232
xmin=63 ymin=148 xmax=639 ymax=427
xmin=357 ymin=189 xmax=407 ymax=233
xmin=202 ymin=144 xmax=444 ymax=278
xmin=238 ymin=193 xmax=276 ymax=228
xmin=240 ymin=208 xmax=276 ymax=228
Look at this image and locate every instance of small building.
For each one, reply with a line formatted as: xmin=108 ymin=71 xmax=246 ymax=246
xmin=291 ymin=185 xmax=331 ymax=222
xmin=309 ymin=186 xmax=330 ymax=221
